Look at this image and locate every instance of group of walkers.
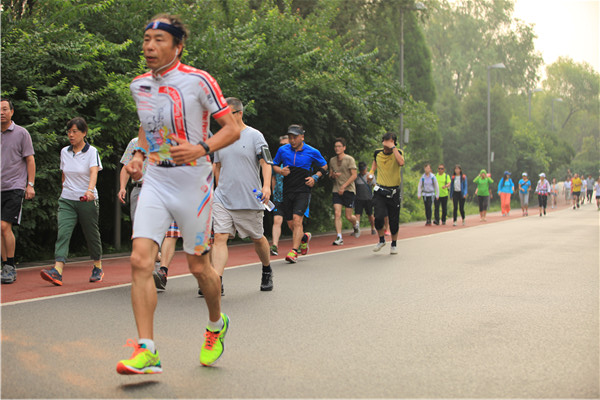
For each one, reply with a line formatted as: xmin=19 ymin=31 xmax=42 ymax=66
xmin=1 ymin=13 xmax=599 ymax=376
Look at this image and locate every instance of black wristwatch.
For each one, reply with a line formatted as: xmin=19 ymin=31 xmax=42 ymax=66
xmin=198 ymin=141 xmax=211 ymax=155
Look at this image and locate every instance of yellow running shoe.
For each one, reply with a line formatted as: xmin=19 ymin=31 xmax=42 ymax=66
xmin=200 ymin=313 xmax=230 ymax=366
xmin=299 ymin=232 xmax=311 ymax=255
xmin=116 ymin=339 xmax=162 ymax=375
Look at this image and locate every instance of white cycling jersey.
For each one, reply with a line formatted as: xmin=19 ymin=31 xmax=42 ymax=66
xmin=130 ymin=61 xmax=229 ymax=166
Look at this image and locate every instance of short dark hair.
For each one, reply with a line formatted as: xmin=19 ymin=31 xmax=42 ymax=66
xmin=66 ymin=117 xmax=88 ymax=134
xmin=0 ymin=98 xmax=14 ymax=110
xmin=382 ymin=132 xmax=397 ymax=145
xmin=334 ymin=137 xmax=346 ymax=147
xmin=225 ymin=97 xmax=243 ymax=113
xmin=358 ymin=161 xmax=367 ymax=171
xmin=148 ymin=14 xmax=188 ymax=54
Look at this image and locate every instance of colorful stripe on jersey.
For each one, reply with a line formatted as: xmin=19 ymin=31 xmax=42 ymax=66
xmin=131 ymin=62 xmax=229 ymax=167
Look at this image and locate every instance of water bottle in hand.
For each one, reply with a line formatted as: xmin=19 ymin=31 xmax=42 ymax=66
xmin=253 ymin=189 xmax=275 ymax=212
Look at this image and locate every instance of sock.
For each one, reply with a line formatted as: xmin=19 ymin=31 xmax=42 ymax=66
xmin=391 ymin=240 xmax=397 ymax=247
xmin=55 ymin=263 xmax=64 ymax=274
xmin=138 ymin=338 xmax=156 ymax=353
xmin=207 ymin=316 xmax=224 ymax=332
xmin=93 ymin=260 xmax=102 ymax=269
xmin=1 ymin=260 xmax=5 ymax=267
xmin=379 ymin=236 xmax=385 ymax=244
xmin=301 ymin=233 xmax=308 ymax=243
xmin=7 ymin=257 xmax=14 ymax=266
xmin=262 ymin=265 xmax=272 ymax=273
xmin=337 ymin=233 xmax=342 ymax=239
xmin=293 ymin=248 xmax=298 ymax=253
xmin=160 ymin=266 xmax=169 ymax=275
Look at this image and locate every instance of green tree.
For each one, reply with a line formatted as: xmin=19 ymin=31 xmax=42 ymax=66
xmin=424 ymin=0 xmax=542 ymax=98
xmin=455 ymin=80 xmax=513 ymax=183
xmin=1 ymin=0 xmax=135 ymax=259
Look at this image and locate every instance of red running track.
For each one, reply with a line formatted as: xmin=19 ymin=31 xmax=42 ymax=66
xmin=1 ymin=205 xmax=569 ymax=304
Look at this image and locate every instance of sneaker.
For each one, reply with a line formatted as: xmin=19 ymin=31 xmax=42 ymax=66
xmin=442 ymin=221 xmax=446 ymax=225
xmin=453 ymin=221 xmax=457 ymax=226
xmin=89 ymin=267 xmax=104 ymax=283
xmin=285 ymin=249 xmax=298 ymax=263
xmin=573 ymin=206 xmax=576 ymax=210
xmin=384 ymin=230 xmax=391 ymax=236
xmin=153 ymin=267 xmax=167 ymax=290
xmin=1 ymin=264 xmax=17 ymax=284
xmin=433 ymin=220 xmax=439 ymax=225
xmin=40 ymin=267 xmax=63 ymax=286
xmin=462 ymin=220 xmax=466 ymax=226
xmin=198 ymin=277 xmax=224 ymax=297
xmin=332 ymin=237 xmax=344 ymax=246
xmin=373 ymin=242 xmax=386 ymax=252
xmin=260 ymin=271 xmax=273 ymax=291
xmin=390 ymin=245 xmax=398 ymax=255
xmin=353 ymin=223 xmax=361 ymax=238
xmin=371 ymin=229 xmax=377 ymax=235
xmin=269 ymin=245 xmax=278 ymax=256
xmin=116 ymin=339 xmax=162 ymax=375
xmin=200 ymin=313 xmax=230 ymax=366
xmin=299 ymin=232 xmax=311 ymax=255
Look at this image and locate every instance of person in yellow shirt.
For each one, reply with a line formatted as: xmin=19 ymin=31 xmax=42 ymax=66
xmin=370 ymin=132 xmax=404 ymax=254
xmin=571 ymin=173 xmax=582 ymax=209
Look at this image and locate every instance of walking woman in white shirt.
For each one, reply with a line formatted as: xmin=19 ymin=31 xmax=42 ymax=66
xmin=40 ymin=117 xmax=103 ymax=286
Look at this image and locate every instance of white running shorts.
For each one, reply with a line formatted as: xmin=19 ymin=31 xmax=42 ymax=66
xmin=133 ymin=164 xmax=213 ymax=255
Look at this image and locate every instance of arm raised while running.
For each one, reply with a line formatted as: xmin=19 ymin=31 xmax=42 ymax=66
xmin=170 ymin=112 xmax=241 ymax=164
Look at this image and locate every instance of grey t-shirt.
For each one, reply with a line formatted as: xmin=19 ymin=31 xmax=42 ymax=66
xmin=1 ymin=122 xmax=35 ymax=191
xmin=214 ymin=126 xmax=268 ymax=210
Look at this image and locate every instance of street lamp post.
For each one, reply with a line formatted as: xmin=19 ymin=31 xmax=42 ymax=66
xmin=528 ymin=88 xmax=543 ymax=121
xmin=399 ymin=1 xmax=425 ymax=204
xmin=487 ymin=63 xmax=505 ymax=175
xmin=552 ymin=98 xmax=563 ymax=130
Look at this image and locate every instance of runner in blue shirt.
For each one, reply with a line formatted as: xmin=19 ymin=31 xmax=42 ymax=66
xmin=272 ymin=125 xmax=327 ymax=263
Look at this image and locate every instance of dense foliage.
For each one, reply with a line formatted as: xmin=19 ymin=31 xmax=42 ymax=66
xmin=2 ymin=0 xmax=437 ymax=261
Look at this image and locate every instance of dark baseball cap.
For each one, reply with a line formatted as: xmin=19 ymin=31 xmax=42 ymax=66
xmin=287 ymin=125 xmax=305 ymax=136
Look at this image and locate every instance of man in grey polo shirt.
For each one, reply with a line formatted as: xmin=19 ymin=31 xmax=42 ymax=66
xmin=1 ymin=98 xmax=36 ymax=284
xmin=211 ymin=97 xmax=273 ymax=292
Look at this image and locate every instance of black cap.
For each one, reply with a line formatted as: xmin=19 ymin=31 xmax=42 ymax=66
xmin=287 ymin=125 xmax=305 ymax=136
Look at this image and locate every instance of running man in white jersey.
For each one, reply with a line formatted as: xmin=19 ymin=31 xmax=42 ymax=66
xmin=116 ymin=14 xmax=240 ymax=375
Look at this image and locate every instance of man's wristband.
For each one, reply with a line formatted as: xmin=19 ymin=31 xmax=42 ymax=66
xmin=312 ymin=174 xmax=319 ymax=182
xmin=198 ymin=141 xmax=211 ymax=155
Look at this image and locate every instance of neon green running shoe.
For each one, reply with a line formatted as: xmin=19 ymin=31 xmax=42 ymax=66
xmin=200 ymin=313 xmax=230 ymax=366
xmin=116 ymin=339 xmax=162 ymax=375
xmin=299 ymin=232 xmax=311 ymax=255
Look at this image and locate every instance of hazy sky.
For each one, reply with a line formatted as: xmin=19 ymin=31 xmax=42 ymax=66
xmin=513 ymin=0 xmax=599 ymax=73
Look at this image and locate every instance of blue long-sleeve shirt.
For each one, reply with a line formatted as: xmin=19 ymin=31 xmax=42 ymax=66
xmin=497 ymin=177 xmax=514 ymax=194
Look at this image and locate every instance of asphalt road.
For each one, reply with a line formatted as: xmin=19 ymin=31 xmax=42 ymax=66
xmin=1 ymin=206 xmax=598 ymax=398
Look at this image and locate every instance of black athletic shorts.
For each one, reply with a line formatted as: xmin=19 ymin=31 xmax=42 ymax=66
xmin=1 ymin=189 xmax=25 ymax=225
xmin=354 ymin=198 xmax=373 ymax=216
xmin=282 ymin=192 xmax=311 ymax=221
xmin=272 ymin=201 xmax=284 ymax=217
xmin=332 ymin=191 xmax=355 ymax=208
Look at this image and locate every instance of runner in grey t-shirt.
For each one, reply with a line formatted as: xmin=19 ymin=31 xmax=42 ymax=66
xmin=214 ymin=126 xmax=267 ymax=210
xmin=212 ymin=97 xmax=273 ymax=292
